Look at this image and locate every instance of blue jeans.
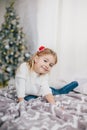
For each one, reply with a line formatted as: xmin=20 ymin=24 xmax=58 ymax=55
xmin=24 ymin=81 xmax=78 ymax=101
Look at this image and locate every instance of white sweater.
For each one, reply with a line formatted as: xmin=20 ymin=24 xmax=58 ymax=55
xmin=15 ymin=62 xmax=52 ymax=98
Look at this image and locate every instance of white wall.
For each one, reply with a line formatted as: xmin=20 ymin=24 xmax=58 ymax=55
xmin=15 ymin=0 xmax=38 ymax=54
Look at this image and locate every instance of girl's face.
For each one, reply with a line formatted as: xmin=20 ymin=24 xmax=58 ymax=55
xmin=33 ymin=54 xmax=55 ymax=74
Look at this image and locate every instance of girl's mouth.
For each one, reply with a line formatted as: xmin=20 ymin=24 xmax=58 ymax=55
xmin=42 ymin=66 xmax=48 ymax=72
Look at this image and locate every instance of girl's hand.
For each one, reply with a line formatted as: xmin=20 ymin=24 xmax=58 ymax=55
xmin=45 ymin=94 xmax=56 ymax=105
xmin=18 ymin=97 xmax=24 ymax=102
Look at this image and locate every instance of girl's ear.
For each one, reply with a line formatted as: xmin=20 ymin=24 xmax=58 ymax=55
xmin=34 ymin=55 xmax=39 ymax=63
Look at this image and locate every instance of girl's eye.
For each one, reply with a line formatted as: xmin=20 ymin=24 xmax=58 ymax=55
xmin=49 ymin=64 xmax=54 ymax=67
xmin=44 ymin=60 xmax=47 ymax=62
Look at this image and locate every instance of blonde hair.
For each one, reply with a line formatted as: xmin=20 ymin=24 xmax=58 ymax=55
xmin=27 ymin=48 xmax=57 ymax=70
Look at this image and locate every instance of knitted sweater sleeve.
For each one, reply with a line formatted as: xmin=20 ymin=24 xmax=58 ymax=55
xmin=15 ymin=62 xmax=28 ymax=98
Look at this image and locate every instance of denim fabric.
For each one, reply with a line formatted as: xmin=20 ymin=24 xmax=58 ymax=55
xmin=50 ymin=81 xmax=78 ymax=95
xmin=24 ymin=81 xmax=78 ymax=101
xmin=24 ymin=95 xmax=38 ymax=101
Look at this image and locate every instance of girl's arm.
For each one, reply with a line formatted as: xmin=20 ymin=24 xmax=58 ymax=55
xmin=15 ymin=77 xmax=26 ymax=102
xmin=15 ymin=62 xmax=28 ymax=102
xmin=44 ymin=93 xmax=56 ymax=105
xmin=45 ymin=94 xmax=65 ymax=110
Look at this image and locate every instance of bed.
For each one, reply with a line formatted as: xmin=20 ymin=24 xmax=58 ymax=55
xmin=0 ymin=80 xmax=87 ymax=130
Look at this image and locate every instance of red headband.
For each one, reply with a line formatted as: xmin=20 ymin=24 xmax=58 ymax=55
xmin=38 ymin=46 xmax=45 ymax=52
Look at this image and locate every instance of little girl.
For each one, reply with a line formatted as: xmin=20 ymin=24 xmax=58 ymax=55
xmin=15 ymin=46 xmax=78 ymax=105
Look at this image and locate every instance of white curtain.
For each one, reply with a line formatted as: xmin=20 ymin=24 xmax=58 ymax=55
xmin=56 ymin=0 xmax=87 ymax=81
xmin=37 ymin=0 xmax=87 ymax=85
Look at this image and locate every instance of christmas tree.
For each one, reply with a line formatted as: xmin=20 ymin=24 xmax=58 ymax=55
xmin=0 ymin=2 xmax=30 ymax=87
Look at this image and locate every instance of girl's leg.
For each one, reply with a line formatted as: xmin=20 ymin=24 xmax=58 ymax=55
xmin=24 ymin=95 xmax=38 ymax=101
xmin=50 ymin=81 xmax=78 ymax=95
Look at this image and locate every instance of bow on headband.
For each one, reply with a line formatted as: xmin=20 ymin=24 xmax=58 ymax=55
xmin=38 ymin=46 xmax=45 ymax=52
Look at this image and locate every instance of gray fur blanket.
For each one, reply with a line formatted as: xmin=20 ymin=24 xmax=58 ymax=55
xmin=0 ymin=85 xmax=87 ymax=130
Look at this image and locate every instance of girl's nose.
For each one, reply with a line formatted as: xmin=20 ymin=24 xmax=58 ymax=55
xmin=46 ymin=63 xmax=50 ymax=69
